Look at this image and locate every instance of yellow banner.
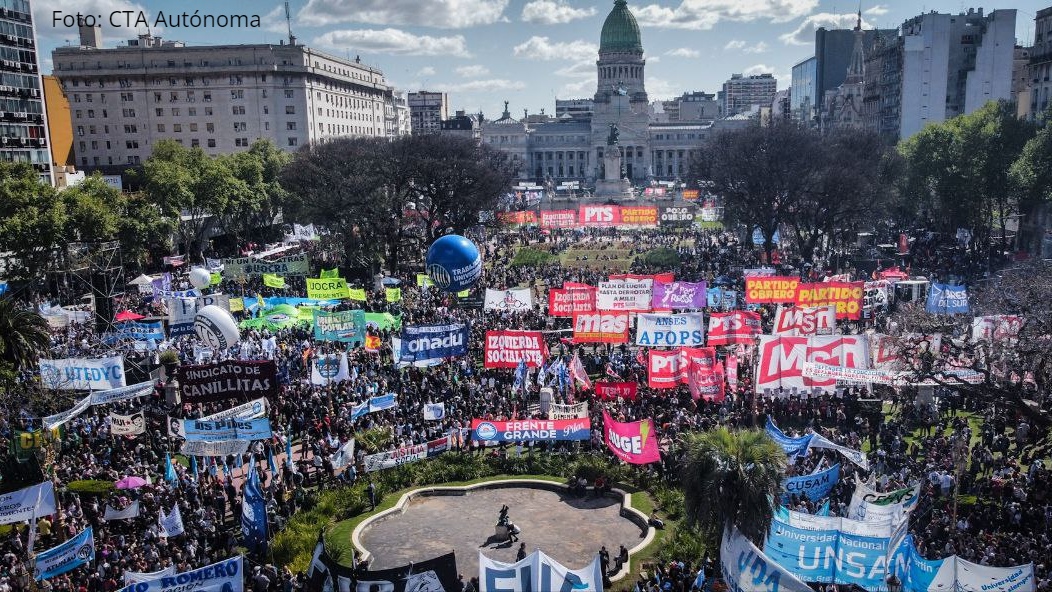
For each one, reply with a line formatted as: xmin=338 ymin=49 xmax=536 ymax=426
xmin=457 ymin=289 xmax=470 ymax=297
xmin=385 ymin=288 xmax=401 ymax=302
xmin=210 ymin=272 xmax=222 ymax=285
xmin=416 ymin=273 xmax=434 ymax=288
xmin=347 ymin=288 xmax=367 ymax=301
xmin=306 ymin=278 xmax=351 ymax=300
xmin=229 ymin=298 xmax=244 ymax=312
xmin=320 ymin=268 xmax=339 ymax=279
xmin=263 ymin=274 xmax=286 ymax=289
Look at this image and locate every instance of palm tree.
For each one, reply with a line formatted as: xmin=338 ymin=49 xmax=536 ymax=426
xmin=0 ymin=298 xmax=50 ymax=375
xmin=680 ymin=426 xmax=786 ymax=547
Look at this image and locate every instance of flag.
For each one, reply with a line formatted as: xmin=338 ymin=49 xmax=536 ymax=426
xmin=635 ymin=348 xmax=646 ymax=367
xmin=329 ymin=438 xmax=356 ymax=471
xmin=191 ymin=455 xmax=199 ymax=480
xmin=385 ymin=288 xmax=401 ymax=302
xmin=221 ymin=457 xmax=229 ymax=479
xmin=158 ymin=504 xmax=184 ymax=537
xmin=210 ymin=272 xmax=222 ymax=285
xmin=242 ymin=462 xmax=268 ymax=554
xmin=285 ymin=437 xmax=294 ymax=469
xmin=267 ymin=447 xmax=277 ymax=475
xmin=514 ymin=359 xmax=527 ymax=391
xmin=255 ymin=293 xmax=265 ymax=310
xmin=557 ymin=359 xmax=570 ymax=393
xmin=263 ymin=274 xmax=286 ymax=289
xmin=570 ymin=352 xmax=592 ymax=390
xmin=605 ymin=363 xmax=622 ymax=380
xmin=536 ymin=361 xmax=548 ymax=386
xmin=164 ymin=453 xmax=177 ymax=483
xmin=817 ymin=499 xmax=830 ymax=516
xmin=320 ymin=268 xmax=339 ymax=279
xmin=208 ymin=457 xmax=217 ymax=477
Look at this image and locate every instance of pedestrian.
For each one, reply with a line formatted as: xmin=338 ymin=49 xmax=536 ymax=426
xmin=367 ymin=480 xmax=376 ymax=511
xmin=516 ymin=543 xmax=527 ymax=561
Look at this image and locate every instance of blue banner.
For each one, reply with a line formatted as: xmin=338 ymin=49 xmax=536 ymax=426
xmin=766 ymin=417 xmax=813 ymax=458
xmin=35 ymin=527 xmax=94 ymax=580
xmin=368 ymin=393 xmax=397 ymax=413
xmin=765 ymin=519 xmax=890 ymax=592
xmin=398 ymin=323 xmax=470 ymax=363
xmin=351 ymin=402 xmax=369 ymax=420
xmin=889 ymin=534 xmax=945 ymax=592
xmin=177 ymin=418 xmax=273 ymax=442
xmin=117 ymin=321 xmax=165 ymax=341
xmin=313 ymin=309 xmax=366 ymax=344
xmin=707 ymin=288 xmax=738 ymax=310
xmin=783 ymin=464 xmax=840 ymax=502
xmin=926 ymin=283 xmax=968 ymax=314
xmin=241 ymin=467 xmax=268 ymax=555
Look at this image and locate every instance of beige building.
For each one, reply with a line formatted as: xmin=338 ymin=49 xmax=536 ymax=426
xmin=407 ymin=91 xmax=448 ymax=134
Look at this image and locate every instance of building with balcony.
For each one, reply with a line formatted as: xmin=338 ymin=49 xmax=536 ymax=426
xmin=0 ymin=0 xmax=51 ymax=183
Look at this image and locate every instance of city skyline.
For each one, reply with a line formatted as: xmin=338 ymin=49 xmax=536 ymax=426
xmin=34 ymin=0 xmax=1048 ymax=119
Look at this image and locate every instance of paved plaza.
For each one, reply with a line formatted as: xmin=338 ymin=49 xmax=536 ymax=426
xmin=358 ymin=485 xmax=648 ymax=579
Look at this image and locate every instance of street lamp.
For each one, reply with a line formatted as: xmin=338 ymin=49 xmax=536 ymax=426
xmin=886 ymin=574 xmax=902 ymax=592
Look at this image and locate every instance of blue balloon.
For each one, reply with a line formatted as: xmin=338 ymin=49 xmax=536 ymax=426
xmin=426 ymin=234 xmax=482 ymax=292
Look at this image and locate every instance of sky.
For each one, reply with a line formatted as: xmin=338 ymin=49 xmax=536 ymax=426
xmin=33 ymin=0 xmax=1048 ymax=118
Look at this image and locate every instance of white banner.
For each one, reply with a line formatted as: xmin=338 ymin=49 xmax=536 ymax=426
xmin=549 ymin=402 xmax=589 ymax=420
xmin=955 ymin=560 xmax=1034 ymax=592
xmin=311 ymin=353 xmax=352 ymax=385
xmin=42 ymin=394 xmax=93 ymax=430
xmin=179 ymin=439 xmax=251 ymax=457
xmin=847 ymin=482 xmax=919 ymax=523
xmin=201 ymin=398 xmax=268 ymax=421
xmin=773 ymin=305 xmax=836 ymax=336
xmin=971 ymin=315 xmax=1023 ymax=342
xmin=721 ymin=527 xmax=813 ymax=592
xmin=39 ymin=356 xmax=126 ymax=391
xmin=90 ymin=380 xmax=154 ymax=405
xmin=109 ymin=411 xmax=146 ymax=436
xmin=364 ymin=442 xmax=427 ymax=472
xmin=755 ymin=335 xmax=869 ymax=394
xmin=478 ymin=550 xmax=603 ymax=592
xmin=778 ymin=506 xmax=894 ymax=538
xmin=117 ymin=557 xmax=243 ymax=592
xmin=0 ymin=482 xmax=57 ymax=525
xmin=596 ymin=280 xmax=652 ymax=311
xmin=329 ymin=438 xmax=356 ymax=471
xmin=158 ymin=504 xmax=184 ymax=537
xmin=423 ymin=403 xmax=446 ymax=421
xmin=635 ymin=313 xmax=705 ymax=347
xmin=808 ymin=433 xmax=869 ymax=471
xmin=124 ymin=566 xmax=176 ymax=586
xmin=104 ymin=501 xmax=140 ymax=521
xmin=484 ymin=288 xmax=534 ymax=311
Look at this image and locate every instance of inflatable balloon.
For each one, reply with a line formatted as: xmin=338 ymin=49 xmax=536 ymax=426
xmin=188 ymin=267 xmax=212 ymax=290
xmin=194 ymin=305 xmax=239 ymax=350
xmin=425 ymin=234 xmax=482 ymax=292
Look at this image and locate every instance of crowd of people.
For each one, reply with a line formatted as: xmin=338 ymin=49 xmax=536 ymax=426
xmin=0 ymin=222 xmax=1044 ymax=592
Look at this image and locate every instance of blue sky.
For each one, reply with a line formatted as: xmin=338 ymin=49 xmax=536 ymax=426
xmin=34 ymin=0 xmax=1048 ymax=118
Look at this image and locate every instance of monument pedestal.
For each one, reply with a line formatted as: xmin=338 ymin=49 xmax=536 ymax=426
xmin=593 ymin=151 xmax=634 ymax=201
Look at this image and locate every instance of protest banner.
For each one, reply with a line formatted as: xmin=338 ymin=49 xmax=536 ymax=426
xmin=312 ymin=309 xmax=366 ymax=344
xmin=620 ymin=206 xmax=658 ymax=226
xmin=927 ymin=283 xmax=969 ymax=314
xmin=721 ymin=527 xmax=813 ymax=592
xmin=109 ymin=411 xmax=145 ymax=436
xmin=398 ymin=323 xmax=470 ymax=363
xmin=594 ymin=381 xmax=638 ymax=401
xmin=596 ymin=280 xmax=652 ymax=311
xmin=783 ymin=464 xmax=840 ymax=502
xmin=306 ymin=278 xmax=351 ymax=300
xmin=35 ymin=527 xmax=94 ymax=580
xmin=222 ymin=253 xmax=310 ymax=277
xmin=39 ymin=356 xmax=126 ymax=391
xmin=651 ymin=281 xmax=707 ymax=310
xmin=579 ymin=204 xmax=621 ymax=227
xmin=635 ymin=313 xmax=705 ymax=347
xmin=483 ymin=330 xmax=548 ymax=368
xmin=745 ymin=276 xmax=800 ymax=304
xmin=706 ymin=311 xmax=762 ymax=346
xmin=0 ymin=481 xmax=56 ymax=525
xmin=773 ymin=305 xmax=837 ymax=336
xmin=754 ymin=335 xmax=870 ymax=394
xmin=549 ymin=402 xmax=588 ymax=420
xmin=478 ymin=550 xmax=603 ymax=592
xmin=471 ymin=418 xmax=590 ymax=443
xmin=484 ymin=288 xmax=533 ymax=311
xmin=603 ymin=410 xmax=660 ymax=465
xmin=104 ymin=501 xmax=140 ymax=521
xmin=795 ymin=282 xmax=864 ymax=320
xmin=540 ymin=209 xmax=577 ymax=228
xmin=175 ymin=360 xmax=278 ymax=403
xmin=572 ymin=312 xmax=630 ymax=344
xmin=548 ymin=285 xmax=596 ymax=317
xmin=201 ymin=398 xmax=267 ymax=421
xmin=170 ymin=417 xmax=273 ymax=442
xmin=363 ymin=436 xmax=451 ymax=472
xmin=116 ymin=556 xmax=243 ymax=592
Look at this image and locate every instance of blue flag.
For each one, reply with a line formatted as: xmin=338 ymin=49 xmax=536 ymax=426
xmin=817 ymin=499 xmax=831 ymax=516
xmin=285 ymin=437 xmax=294 ymax=469
xmin=926 ymin=282 xmax=969 ymax=314
xmin=164 ymin=453 xmax=177 ymax=483
xmin=35 ymin=527 xmax=94 ymax=580
xmin=241 ymin=463 xmax=269 ymax=554
xmin=191 ymin=456 xmax=199 ymax=480
xmin=514 ymin=358 xmax=527 ymax=390
xmin=208 ymin=457 xmax=218 ymax=477
xmin=267 ymin=447 xmax=277 ymax=475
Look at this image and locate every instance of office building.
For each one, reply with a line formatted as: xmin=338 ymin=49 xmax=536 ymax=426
xmin=721 ymin=73 xmax=777 ymax=117
xmin=899 ymin=8 xmax=1016 ymax=139
xmin=1024 ymin=7 xmax=1052 ymax=119
xmin=407 ymin=91 xmax=448 ymax=134
xmin=53 ymin=32 xmax=395 ymax=172
xmin=0 ymin=0 xmax=51 ymax=183
xmin=555 ymin=98 xmax=594 ymax=121
xmin=663 ymin=91 xmax=718 ymax=121
xmin=791 ymin=57 xmax=817 ymax=123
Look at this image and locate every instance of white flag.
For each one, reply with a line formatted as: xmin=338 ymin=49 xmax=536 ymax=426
xmin=423 ymin=403 xmax=446 ymax=421
xmin=158 ymin=504 xmax=184 ymax=537
xmin=329 ymin=438 xmax=356 ymax=471
xmin=104 ymin=501 xmax=140 ymax=521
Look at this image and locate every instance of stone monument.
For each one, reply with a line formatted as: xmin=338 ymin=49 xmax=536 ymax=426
xmin=593 ymin=124 xmax=634 ymax=200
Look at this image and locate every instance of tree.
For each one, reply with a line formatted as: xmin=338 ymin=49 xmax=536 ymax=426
xmin=222 ymin=140 xmax=292 ymax=248
xmin=141 ymin=140 xmax=244 ymax=262
xmin=0 ymin=162 xmax=66 ymax=281
xmin=680 ymin=427 xmax=786 ymax=547
xmin=0 ymin=298 xmax=50 ymax=379
xmin=888 ymin=260 xmax=1052 ymax=428
xmin=1009 ymin=122 xmax=1052 ymax=254
xmin=899 ymin=101 xmax=1035 ymax=259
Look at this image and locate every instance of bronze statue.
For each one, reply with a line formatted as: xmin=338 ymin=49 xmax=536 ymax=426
xmin=607 ymin=123 xmax=619 ymax=146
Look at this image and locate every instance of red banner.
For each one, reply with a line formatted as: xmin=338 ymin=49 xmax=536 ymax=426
xmin=608 ymin=273 xmax=675 ymax=284
xmin=620 ymin=206 xmax=658 ymax=226
xmin=706 ymin=311 xmax=762 ymax=346
xmin=572 ymin=312 xmax=630 ymax=344
xmin=795 ymin=282 xmax=864 ymax=320
xmin=754 ymin=335 xmax=869 ymax=393
xmin=483 ymin=330 xmax=548 ymax=368
xmin=579 ymin=205 xmax=621 ymax=226
xmin=497 ymin=211 xmax=537 ymax=225
xmin=594 ymin=381 xmax=638 ymax=401
xmin=745 ymin=276 xmax=800 ymax=304
xmin=647 ymin=347 xmax=718 ymax=391
xmin=548 ymin=285 xmax=596 ymax=317
xmin=686 ymin=356 xmax=725 ymax=402
xmin=540 ymin=209 xmax=577 ymax=228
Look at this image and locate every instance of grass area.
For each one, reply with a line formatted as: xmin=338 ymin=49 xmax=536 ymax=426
xmin=559 ymin=248 xmax=634 ymax=271
xmin=326 ymin=474 xmax=565 ymax=566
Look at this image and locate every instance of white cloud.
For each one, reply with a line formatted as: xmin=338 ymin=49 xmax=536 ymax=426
xmin=555 ymin=61 xmax=595 ymax=78
xmin=724 ymin=39 xmax=746 ymax=50
xmin=416 ymin=67 xmax=437 ymax=77
xmin=559 ymin=78 xmax=594 ymax=97
xmin=665 ymin=47 xmax=700 ymax=58
xmin=864 ymin=5 xmax=889 ymax=16
xmin=34 ymin=0 xmax=157 ymax=42
xmin=298 ymin=0 xmax=509 ymax=28
xmin=743 ymin=64 xmax=774 ymax=76
xmin=744 ymin=41 xmax=768 ymax=54
xmin=439 ymin=79 xmax=526 ymax=92
xmin=512 ymin=36 xmax=598 ymax=61
xmin=648 ymin=56 xmax=661 ymax=63
xmin=260 ymin=4 xmax=290 ymax=34
xmin=647 ymin=77 xmax=678 ymax=100
xmin=779 ymin=13 xmax=871 ymax=45
xmin=312 ymin=29 xmax=471 ymax=57
xmin=521 ymin=0 xmax=597 ymax=24
xmin=634 ymin=0 xmax=818 ymax=30
xmin=455 ymin=65 xmax=491 ymax=77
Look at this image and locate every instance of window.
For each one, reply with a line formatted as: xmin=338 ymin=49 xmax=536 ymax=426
xmin=186 ymin=91 xmax=195 ymax=102
xmin=206 ymin=123 xmax=215 ymax=132
xmin=207 ymin=139 xmax=216 ymax=147
xmin=170 ymin=92 xmax=178 ymax=102
xmin=232 ymin=106 xmax=246 ymax=115
xmin=73 ymin=94 xmax=81 ymax=103
xmin=284 ymin=90 xmax=294 ymax=99
xmin=203 ymin=92 xmax=212 ymax=102
xmin=157 ymin=124 xmax=165 ymax=132
xmin=124 ymin=124 xmax=137 ymax=133
xmin=191 ymin=139 xmax=200 ymax=147
xmin=120 ymin=92 xmax=134 ymax=102
xmin=78 ymin=141 xmax=86 ymax=150
xmin=231 ymin=90 xmax=244 ymax=99
xmin=263 ymin=106 xmax=269 ymax=115
xmin=189 ymin=123 xmax=198 ymax=132
xmin=264 ymin=122 xmax=270 ymax=130
xmin=125 ymin=140 xmax=138 ymax=149
xmin=122 ymin=108 xmax=135 ymax=117
xmin=285 ymin=105 xmax=295 ymax=115
xmin=89 ymin=126 xmax=96 ymax=134
xmin=188 ymin=108 xmax=196 ymax=116
xmin=106 ymin=141 xmax=111 ymax=149
xmin=204 ymin=107 xmax=213 ymax=116
xmin=155 ymin=108 xmax=163 ymax=116
xmin=173 ymin=124 xmax=182 ymax=132
xmin=287 ymin=137 xmax=298 ymax=146
xmin=75 ymin=110 xmax=82 ymax=118
xmin=185 ymin=77 xmax=194 ymax=86
xmin=91 ymin=140 xmax=98 ymax=149
xmin=172 ymin=108 xmax=180 ymax=116
xmin=154 ymin=92 xmax=162 ymax=102
xmin=286 ymin=122 xmax=296 ymax=130
xmin=233 ymin=122 xmax=246 ymax=132
xmin=102 ymin=110 xmax=107 ymax=118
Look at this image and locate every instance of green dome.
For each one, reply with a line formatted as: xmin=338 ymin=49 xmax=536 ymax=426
xmin=599 ymin=0 xmax=643 ymax=54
